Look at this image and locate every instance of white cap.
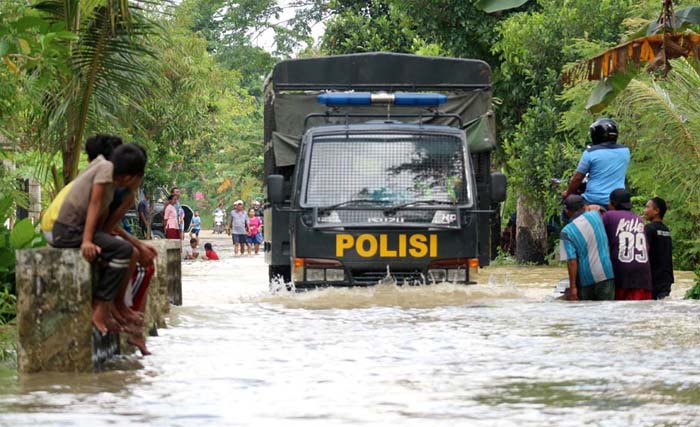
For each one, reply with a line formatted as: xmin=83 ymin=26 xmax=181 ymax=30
xmin=234 ymin=200 xmax=244 ymax=205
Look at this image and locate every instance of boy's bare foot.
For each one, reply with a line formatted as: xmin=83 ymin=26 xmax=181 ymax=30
xmin=92 ymin=300 xmax=111 ymax=335
xmin=127 ymin=333 xmax=151 ymax=356
xmin=105 ymin=314 xmax=124 ymax=333
xmin=115 ymin=304 xmax=144 ymax=326
xmin=121 ymin=323 xmax=143 ymax=335
xmin=109 ymin=303 xmax=128 ymax=325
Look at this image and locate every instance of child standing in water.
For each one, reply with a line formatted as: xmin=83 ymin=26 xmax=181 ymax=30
xmin=246 ymin=208 xmax=262 ymax=255
xmin=643 ymin=197 xmax=674 ymax=299
xmin=190 ymin=210 xmax=201 ymax=240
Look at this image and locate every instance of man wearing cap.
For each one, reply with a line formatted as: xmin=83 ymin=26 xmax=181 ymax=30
xmin=560 ymin=195 xmax=615 ymax=301
xmin=602 ymin=189 xmax=653 ymax=300
xmin=230 ymin=200 xmax=247 ymax=256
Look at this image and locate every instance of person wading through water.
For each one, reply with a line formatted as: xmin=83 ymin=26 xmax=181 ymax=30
xmin=602 ymin=189 xmax=653 ymax=301
xmin=560 ymin=195 xmax=615 ymax=301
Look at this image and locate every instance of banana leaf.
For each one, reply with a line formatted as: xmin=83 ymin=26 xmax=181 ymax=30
xmin=628 ymin=6 xmax=700 ymax=39
xmin=474 ymin=0 xmax=531 ymax=13
xmin=585 ymin=68 xmax=638 ymax=113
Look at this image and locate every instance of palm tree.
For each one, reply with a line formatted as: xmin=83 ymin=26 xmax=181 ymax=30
xmin=614 ymin=57 xmax=700 ymax=285
xmin=33 ymin=0 xmax=159 ymax=186
xmin=614 ymin=57 xmax=700 ymax=207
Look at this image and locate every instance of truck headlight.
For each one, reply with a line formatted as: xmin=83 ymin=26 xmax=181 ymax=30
xmin=306 ymin=269 xmax=325 ymax=282
xmin=293 ymin=258 xmax=346 ymax=283
xmin=326 ymin=269 xmax=345 ymax=281
xmin=447 ymin=269 xmax=466 ymax=282
xmin=428 ymin=269 xmax=447 ymax=282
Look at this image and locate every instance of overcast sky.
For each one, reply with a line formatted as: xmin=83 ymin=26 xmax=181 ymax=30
xmin=254 ymin=0 xmax=326 ymax=53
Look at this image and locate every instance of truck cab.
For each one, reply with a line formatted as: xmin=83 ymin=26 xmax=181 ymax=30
xmin=263 ymin=53 xmax=505 ymax=288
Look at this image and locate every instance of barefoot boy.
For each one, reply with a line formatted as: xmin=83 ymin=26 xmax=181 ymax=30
xmin=52 ymin=144 xmax=147 ymax=334
xmin=643 ymin=197 xmax=674 ymax=299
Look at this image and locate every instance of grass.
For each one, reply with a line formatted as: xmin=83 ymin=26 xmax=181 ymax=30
xmin=0 ymin=323 xmax=16 ymax=364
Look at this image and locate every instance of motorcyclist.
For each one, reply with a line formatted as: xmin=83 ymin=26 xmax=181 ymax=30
xmin=562 ymin=118 xmax=630 ymax=209
xmin=213 ymin=203 xmax=225 ymax=233
xmin=252 ymin=200 xmax=263 ymax=218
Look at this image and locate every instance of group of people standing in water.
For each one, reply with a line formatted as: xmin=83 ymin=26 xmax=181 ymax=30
xmin=560 ymin=118 xmax=674 ymax=301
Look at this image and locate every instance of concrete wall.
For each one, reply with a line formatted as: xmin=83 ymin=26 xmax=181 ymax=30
xmin=28 ymin=180 xmax=42 ymax=225
xmin=15 ymin=248 xmax=102 ymax=373
xmin=15 ymin=239 xmax=182 ymax=373
xmin=142 ymin=239 xmax=182 ymax=336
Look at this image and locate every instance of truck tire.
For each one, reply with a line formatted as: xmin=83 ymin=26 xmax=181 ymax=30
xmin=151 ymin=230 xmax=165 ymax=240
xmin=269 ymin=265 xmax=291 ymax=283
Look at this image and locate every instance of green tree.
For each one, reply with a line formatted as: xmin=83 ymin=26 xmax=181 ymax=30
xmin=28 ymin=0 xmax=160 ymax=186
xmin=613 ymin=58 xmax=700 ymax=270
xmin=123 ymin=12 xmax=262 ymax=209
xmin=492 ymin=0 xmax=635 ymax=262
xmin=180 ymin=0 xmax=324 ymax=96
xmin=322 ymin=1 xmax=417 ymax=54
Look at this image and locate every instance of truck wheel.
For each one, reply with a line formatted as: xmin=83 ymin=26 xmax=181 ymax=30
xmin=269 ymin=265 xmax=291 ymax=283
xmin=151 ymin=230 xmax=165 ymax=240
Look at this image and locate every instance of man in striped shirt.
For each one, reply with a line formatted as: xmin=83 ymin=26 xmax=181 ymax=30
xmin=560 ymin=195 xmax=615 ymax=301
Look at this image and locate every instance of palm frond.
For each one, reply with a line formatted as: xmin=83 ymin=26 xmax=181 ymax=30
xmin=614 ymin=58 xmax=700 ymax=206
xmin=31 ymin=0 xmax=161 ymax=182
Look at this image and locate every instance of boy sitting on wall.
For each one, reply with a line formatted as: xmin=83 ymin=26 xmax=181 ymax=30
xmin=41 ymin=134 xmax=123 ymax=244
xmin=102 ymin=145 xmax=158 ymax=354
xmin=52 ymin=144 xmax=147 ymax=334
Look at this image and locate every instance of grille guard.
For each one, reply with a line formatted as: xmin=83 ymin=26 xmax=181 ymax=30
xmin=308 ymin=206 xmax=496 ymax=230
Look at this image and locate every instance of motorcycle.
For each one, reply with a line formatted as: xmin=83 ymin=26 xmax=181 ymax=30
xmin=213 ymin=210 xmax=225 ymax=234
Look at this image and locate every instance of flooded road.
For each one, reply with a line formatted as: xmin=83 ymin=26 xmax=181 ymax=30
xmin=1 ymin=232 xmax=699 ymax=426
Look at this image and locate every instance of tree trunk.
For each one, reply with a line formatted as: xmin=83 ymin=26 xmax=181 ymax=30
xmin=515 ymin=194 xmax=548 ymax=264
xmin=62 ymin=135 xmax=80 ymax=186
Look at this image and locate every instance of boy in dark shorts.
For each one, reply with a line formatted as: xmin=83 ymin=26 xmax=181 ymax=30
xmin=190 ymin=210 xmax=201 ymax=240
xmin=643 ymin=197 xmax=674 ymax=299
xmin=103 ymin=145 xmax=158 ymax=353
xmin=52 ymin=144 xmax=147 ymax=334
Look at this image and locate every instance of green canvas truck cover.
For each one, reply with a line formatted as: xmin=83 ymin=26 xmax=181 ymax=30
xmin=264 ymin=52 xmax=495 ymax=168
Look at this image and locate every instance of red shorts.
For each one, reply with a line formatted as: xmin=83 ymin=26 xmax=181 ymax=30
xmin=165 ymin=228 xmax=181 ymax=239
xmin=615 ymin=288 xmax=652 ymax=301
xmin=130 ymin=264 xmax=154 ymax=311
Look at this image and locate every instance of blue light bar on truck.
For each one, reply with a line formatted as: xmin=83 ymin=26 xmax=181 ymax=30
xmin=317 ymin=92 xmax=447 ymax=107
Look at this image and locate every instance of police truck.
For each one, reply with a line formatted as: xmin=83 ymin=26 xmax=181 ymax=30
xmin=263 ymin=53 xmax=505 ymax=288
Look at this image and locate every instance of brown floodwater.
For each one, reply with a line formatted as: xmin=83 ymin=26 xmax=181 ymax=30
xmin=1 ymin=232 xmax=699 ymax=427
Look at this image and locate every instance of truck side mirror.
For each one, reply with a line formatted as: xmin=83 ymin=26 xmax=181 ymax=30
xmin=490 ymin=172 xmax=507 ymax=203
xmin=267 ymin=175 xmax=285 ymax=204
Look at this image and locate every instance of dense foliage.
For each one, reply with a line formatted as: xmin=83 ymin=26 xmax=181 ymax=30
xmin=0 ymin=0 xmax=283 ymax=218
xmin=317 ymin=0 xmax=700 ymax=270
xmin=1 ymin=0 xmax=290 ymax=326
xmin=2 ymin=0 xmax=699 ymax=276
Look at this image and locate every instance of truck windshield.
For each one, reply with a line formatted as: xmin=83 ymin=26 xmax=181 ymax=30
xmin=304 ymin=133 xmax=472 ymax=208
